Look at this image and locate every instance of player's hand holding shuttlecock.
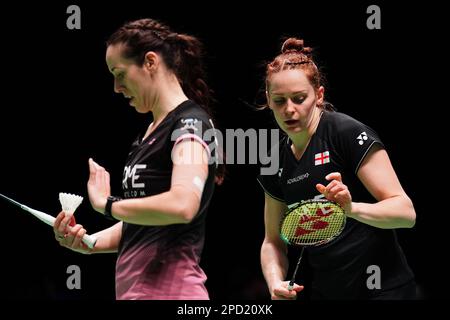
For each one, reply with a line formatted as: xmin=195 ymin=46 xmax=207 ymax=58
xmin=87 ymin=158 xmax=111 ymax=215
xmin=54 ymin=211 xmax=93 ymax=254
xmin=54 ymin=193 xmax=93 ymax=254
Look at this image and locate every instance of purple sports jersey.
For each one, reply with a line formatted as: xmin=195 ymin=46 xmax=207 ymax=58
xmin=115 ymin=100 xmax=217 ymax=299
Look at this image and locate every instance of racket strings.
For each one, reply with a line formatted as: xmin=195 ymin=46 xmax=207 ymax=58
xmin=281 ymin=201 xmax=345 ymax=245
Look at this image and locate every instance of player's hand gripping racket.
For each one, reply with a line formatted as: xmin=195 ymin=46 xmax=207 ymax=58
xmin=280 ymin=199 xmax=346 ymax=290
xmin=0 ymin=193 xmax=97 ymax=248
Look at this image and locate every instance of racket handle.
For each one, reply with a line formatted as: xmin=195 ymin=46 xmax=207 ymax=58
xmin=287 ymin=247 xmax=305 ymax=291
xmin=82 ymin=233 xmax=97 ymax=249
xmin=26 ymin=206 xmax=97 ymax=249
xmin=287 ymin=282 xmax=295 ymax=291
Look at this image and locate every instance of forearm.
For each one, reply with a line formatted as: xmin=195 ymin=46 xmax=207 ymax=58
xmin=111 ymin=186 xmax=199 ymax=226
xmin=349 ymin=195 xmax=416 ymax=229
xmin=261 ymin=240 xmax=289 ymax=293
xmin=90 ymin=222 xmax=122 ymax=254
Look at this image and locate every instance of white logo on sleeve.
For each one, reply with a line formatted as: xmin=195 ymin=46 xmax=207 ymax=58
xmin=314 ymin=151 xmax=330 ymax=166
xmin=357 ymin=132 xmax=368 ymax=145
xmin=180 ymin=118 xmax=199 ymax=131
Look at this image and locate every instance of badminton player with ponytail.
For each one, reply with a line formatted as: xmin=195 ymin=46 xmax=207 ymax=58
xmin=258 ymin=38 xmax=416 ymax=300
xmin=53 ymin=18 xmax=222 ymax=299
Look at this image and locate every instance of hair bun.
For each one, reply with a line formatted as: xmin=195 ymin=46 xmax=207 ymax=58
xmin=281 ymin=38 xmax=312 ymax=55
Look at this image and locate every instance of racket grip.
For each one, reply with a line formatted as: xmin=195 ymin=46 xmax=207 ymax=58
xmin=82 ymin=233 xmax=97 ymax=249
xmin=287 ymin=281 xmax=295 ymax=291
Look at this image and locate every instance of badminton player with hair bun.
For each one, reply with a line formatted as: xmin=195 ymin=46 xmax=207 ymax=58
xmin=257 ymin=38 xmax=417 ymax=300
xmin=53 ymin=18 xmax=222 ymax=300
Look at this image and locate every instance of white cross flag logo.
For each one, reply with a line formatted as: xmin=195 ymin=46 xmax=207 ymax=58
xmin=315 ymin=151 xmax=330 ymax=166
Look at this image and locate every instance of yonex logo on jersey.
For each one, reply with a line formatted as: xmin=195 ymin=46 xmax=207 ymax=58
xmin=278 ymin=168 xmax=283 ymax=177
xmin=314 ymin=151 xmax=330 ymax=166
xmin=180 ymin=118 xmax=199 ymax=131
xmin=357 ymin=132 xmax=368 ymax=145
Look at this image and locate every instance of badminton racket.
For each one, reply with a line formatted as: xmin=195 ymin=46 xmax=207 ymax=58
xmin=0 ymin=192 xmax=97 ymax=248
xmin=280 ymin=199 xmax=346 ymax=290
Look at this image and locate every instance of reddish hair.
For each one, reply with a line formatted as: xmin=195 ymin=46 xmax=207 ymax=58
xmin=266 ymin=38 xmax=333 ymax=110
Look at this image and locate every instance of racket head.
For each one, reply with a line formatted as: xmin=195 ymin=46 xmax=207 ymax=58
xmin=280 ymin=199 xmax=346 ymax=246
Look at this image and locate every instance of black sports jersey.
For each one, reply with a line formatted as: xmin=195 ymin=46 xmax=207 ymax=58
xmin=116 ymin=100 xmax=217 ymax=299
xmin=257 ymin=111 xmax=414 ymax=299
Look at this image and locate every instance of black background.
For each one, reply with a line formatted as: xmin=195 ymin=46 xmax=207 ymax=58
xmin=0 ymin=0 xmax=446 ymax=303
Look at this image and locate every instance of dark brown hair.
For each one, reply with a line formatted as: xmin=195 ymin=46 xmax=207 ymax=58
xmin=107 ymin=18 xmax=212 ymax=114
xmin=107 ymin=18 xmax=225 ymax=183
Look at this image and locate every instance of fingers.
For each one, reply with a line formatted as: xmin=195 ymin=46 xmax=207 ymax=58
xmin=329 ymin=182 xmax=347 ymax=196
xmin=89 ymin=158 xmax=103 ymax=186
xmin=316 ymin=172 xmax=346 ymax=200
xmin=271 ymin=282 xmax=304 ymax=300
xmin=316 ymin=183 xmax=326 ymax=194
xmin=325 ymin=172 xmax=342 ymax=182
xmin=54 ymin=212 xmax=65 ymax=241
xmin=54 ymin=211 xmax=79 ymax=241
xmin=54 ymin=211 xmax=66 ymax=232
xmin=58 ymin=224 xmax=88 ymax=249
xmin=91 ymin=158 xmax=105 ymax=172
xmin=105 ymin=171 xmax=110 ymax=188
xmin=87 ymin=158 xmax=111 ymax=213
xmin=335 ymin=189 xmax=351 ymax=204
xmin=57 ymin=212 xmax=73 ymax=234
xmin=68 ymin=224 xmax=86 ymax=248
xmin=88 ymin=158 xmax=96 ymax=183
xmin=89 ymin=158 xmax=110 ymax=187
xmin=98 ymin=165 xmax=106 ymax=189
xmin=272 ymin=288 xmax=296 ymax=300
xmin=292 ymin=284 xmax=304 ymax=292
xmin=316 ymin=182 xmax=338 ymax=200
xmin=63 ymin=224 xmax=81 ymax=244
xmin=316 ymin=172 xmax=353 ymax=213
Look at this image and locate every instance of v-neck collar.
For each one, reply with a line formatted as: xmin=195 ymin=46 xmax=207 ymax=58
xmin=286 ymin=111 xmax=326 ymax=164
xmin=139 ymin=99 xmax=192 ymax=145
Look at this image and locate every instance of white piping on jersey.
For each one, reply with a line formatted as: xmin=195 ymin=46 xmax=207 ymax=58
xmin=208 ymin=119 xmax=220 ymax=168
xmin=174 ymin=133 xmax=211 ymax=158
xmin=355 ymin=140 xmax=378 ymax=174
xmin=256 ymin=179 xmax=285 ymax=202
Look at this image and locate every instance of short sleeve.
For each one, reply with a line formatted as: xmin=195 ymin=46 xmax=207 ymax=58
xmin=333 ymin=114 xmax=385 ymax=174
xmin=257 ymin=169 xmax=285 ymax=202
xmin=170 ymin=116 xmax=214 ymax=159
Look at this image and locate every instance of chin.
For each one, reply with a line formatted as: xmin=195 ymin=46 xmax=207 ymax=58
xmin=134 ymin=105 xmax=151 ymax=114
xmin=284 ymin=126 xmax=301 ymax=133
xmin=130 ymin=102 xmax=144 ymax=113
xmin=135 ymin=108 xmax=148 ymax=114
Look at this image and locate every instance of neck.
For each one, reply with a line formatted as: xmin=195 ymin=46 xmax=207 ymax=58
xmin=142 ymin=75 xmax=188 ymax=142
xmin=151 ymin=74 xmax=189 ymax=125
xmin=289 ymin=107 xmax=323 ymax=157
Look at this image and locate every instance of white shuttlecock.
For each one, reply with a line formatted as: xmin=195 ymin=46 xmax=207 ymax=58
xmin=59 ymin=193 xmax=83 ymax=215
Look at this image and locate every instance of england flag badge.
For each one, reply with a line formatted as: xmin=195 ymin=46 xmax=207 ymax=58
xmin=315 ymin=151 xmax=330 ymax=166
